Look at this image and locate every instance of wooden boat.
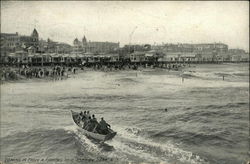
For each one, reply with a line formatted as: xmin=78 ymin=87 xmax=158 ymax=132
xmin=71 ymin=110 xmax=117 ymax=141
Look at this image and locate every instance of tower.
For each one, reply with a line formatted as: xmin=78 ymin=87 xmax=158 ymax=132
xmin=82 ymin=35 xmax=87 ymax=45
xmin=31 ymin=28 xmax=39 ymax=39
xmin=30 ymin=28 xmax=39 ymax=48
xmin=73 ymin=38 xmax=79 ymax=45
xmin=82 ymin=36 xmax=87 ymax=53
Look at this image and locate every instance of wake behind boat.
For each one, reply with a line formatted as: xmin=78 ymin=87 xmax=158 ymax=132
xmin=71 ymin=110 xmax=117 ymax=141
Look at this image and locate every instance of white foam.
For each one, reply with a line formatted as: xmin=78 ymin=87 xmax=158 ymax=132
xmin=74 ymin=130 xmax=101 ymax=153
xmin=109 ymin=125 xmax=207 ymax=164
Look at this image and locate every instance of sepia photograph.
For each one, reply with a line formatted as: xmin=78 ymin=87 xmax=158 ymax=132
xmin=0 ymin=1 xmax=249 ymax=164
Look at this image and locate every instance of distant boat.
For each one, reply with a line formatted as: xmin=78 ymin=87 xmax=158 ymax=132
xmin=71 ymin=110 xmax=117 ymax=142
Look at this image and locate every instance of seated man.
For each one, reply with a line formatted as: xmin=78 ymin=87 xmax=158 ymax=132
xmin=86 ymin=111 xmax=91 ymax=119
xmin=83 ymin=116 xmax=92 ymax=130
xmin=73 ymin=115 xmax=80 ymax=124
xmin=91 ymin=115 xmax=100 ymax=133
xmin=76 ymin=113 xmax=82 ymax=124
xmin=82 ymin=111 xmax=87 ymax=121
xmin=87 ymin=115 xmax=98 ymax=132
xmin=92 ymin=115 xmax=97 ymax=122
xmin=99 ymin=117 xmax=111 ymax=135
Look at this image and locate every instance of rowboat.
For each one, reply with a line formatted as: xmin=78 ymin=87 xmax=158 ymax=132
xmin=71 ymin=110 xmax=117 ymax=141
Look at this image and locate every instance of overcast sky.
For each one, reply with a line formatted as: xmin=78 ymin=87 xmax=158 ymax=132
xmin=1 ymin=1 xmax=249 ymax=51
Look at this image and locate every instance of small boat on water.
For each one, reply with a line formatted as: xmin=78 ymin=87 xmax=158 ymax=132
xmin=71 ymin=110 xmax=117 ymax=141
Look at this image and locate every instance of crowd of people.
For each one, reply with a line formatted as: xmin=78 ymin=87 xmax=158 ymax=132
xmin=84 ymin=62 xmax=186 ymax=72
xmin=0 ymin=67 xmax=19 ymax=81
xmin=75 ymin=111 xmax=111 ymax=135
xmin=0 ymin=65 xmax=78 ymax=82
xmin=1 ymin=62 xmax=186 ymax=83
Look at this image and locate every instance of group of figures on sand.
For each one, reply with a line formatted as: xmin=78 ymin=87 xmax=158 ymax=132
xmin=75 ymin=111 xmax=111 ymax=135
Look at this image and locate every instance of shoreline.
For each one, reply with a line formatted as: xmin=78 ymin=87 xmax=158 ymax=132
xmin=1 ymin=63 xmax=248 ymax=85
xmin=0 ymin=66 xmax=81 ymax=85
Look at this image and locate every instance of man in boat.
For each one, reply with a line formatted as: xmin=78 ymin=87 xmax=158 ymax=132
xmin=92 ymin=115 xmax=97 ymax=122
xmin=80 ymin=111 xmax=87 ymax=128
xmin=81 ymin=111 xmax=87 ymax=121
xmin=78 ymin=111 xmax=85 ymax=127
xmin=73 ymin=114 xmax=80 ymax=124
xmin=86 ymin=111 xmax=90 ymax=118
xmin=75 ymin=111 xmax=83 ymax=124
xmin=84 ymin=116 xmax=92 ymax=130
xmin=86 ymin=115 xmax=99 ymax=132
xmin=80 ymin=111 xmax=83 ymax=118
xmin=99 ymin=117 xmax=111 ymax=135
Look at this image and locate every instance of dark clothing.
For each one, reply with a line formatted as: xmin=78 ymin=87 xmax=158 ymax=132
xmin=81 ymin=115 xmax=86 ymax=121
xmin=90 ymin=118 xmax=99 ymax=132
xmin=92 ymin=117 xmax=97 ymax=123
xmin=99 ymin=120 xmax=110 ymax=129
xmin=99 ymin=119 xmax=111 ymax=134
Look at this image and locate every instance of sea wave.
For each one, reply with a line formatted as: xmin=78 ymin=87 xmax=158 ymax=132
xmin=108 ymin=126 xmax=207 ymax=164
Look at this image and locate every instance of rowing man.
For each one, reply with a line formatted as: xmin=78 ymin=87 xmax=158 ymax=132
xmin=99 ymin=117 xmax=111 ymax=134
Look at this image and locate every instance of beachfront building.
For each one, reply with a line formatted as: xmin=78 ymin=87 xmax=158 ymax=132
xmin=129 ymin=52 xmax=144 ymax=62
xmin=73 ymin=37 xmax=87 ymax=54
xmin=230 ymin=55 xmax=241 ymax=62
xmin=152 ymin=43 xmax=195 ymax=53
xmin=216 ymin=48 xmax=247 ymax=62
xmin=121 ymin=44 xmax=151 ymax=54
xmin=88 ymin=41 xmax=119 ymax=53
xmin=240 ymin=53 xmax=249 ymax=62
xmin=37 ymin=38 xmax=72 ymax=54
xmin=152 ymin=43 xmax=229 ymax=62
xmin=46 ymin=39 xmax=72 ymax=54
xmin=0 ymin=29 xmax=39 ymax=65
xmin=1 ymin=29 xmax=39 ymax=55
xmin=158 ymin=53 xmax=180 ymax=62
xmin=20 ymin=29 xmax=39 ymax=49
xmin=72 ymin=36 xmax=119 ymax=54
xmin=179 ymin=53 xmax=197 ymax=63
xmin=228 ymin=48 xmax=246 ymax=55
xmin=0 ymin=32 xmax=21 ymax=55
xmin=193 ymin=43 xmax=228 ymax=53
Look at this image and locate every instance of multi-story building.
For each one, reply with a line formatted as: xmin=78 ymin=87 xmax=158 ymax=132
xmin=73 ymin=36 xmax=87 ymax=54
xmin=45 ymin=38 xmax=72 ymax=54
xmin=88 ymin=41 xmax=119 ymax=53
xmin=0 ymin=32 xmax=20 ymax=55
xmin=152 ymin=43 xmax=228 ymax=54
xmin=228 ymin=48 xmax=246 ymax=55
xmin=72 ymin=36 xmax=119 ymax=54
xmin=37 ymin=38 xmax=72 ymax=54
xmin=20 ymin=29 xmax=39 ymax=49
xmin=193 ymin=43 xmax=228 ymax=53
xmin=0 ymin=29 xmax=39 ymax=55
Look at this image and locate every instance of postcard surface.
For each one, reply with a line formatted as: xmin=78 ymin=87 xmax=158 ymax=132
xmin=0 ymin=1 xmax=249 ymax=164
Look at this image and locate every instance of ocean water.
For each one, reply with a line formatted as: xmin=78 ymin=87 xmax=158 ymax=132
xmin=0 ymin=63 xmax=249 ymax=164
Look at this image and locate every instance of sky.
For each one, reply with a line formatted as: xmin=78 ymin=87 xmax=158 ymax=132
xmin=1 ymin=1 xmax=249 ymax=51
